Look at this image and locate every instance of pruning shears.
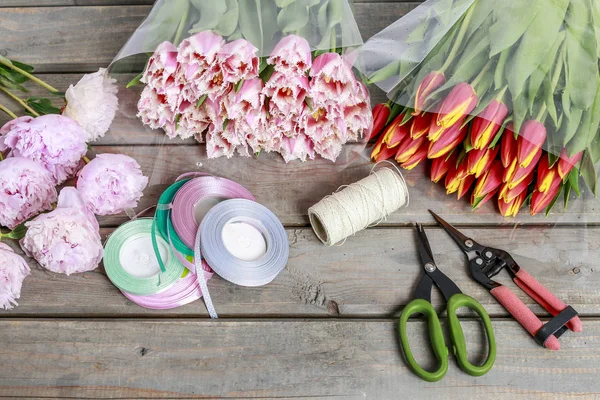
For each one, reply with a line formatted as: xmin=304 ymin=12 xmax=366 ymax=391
xmin=429 ymin=210 xmax=582 ymax=350
xmin=398 ymin=224 xmax=496 ymax=383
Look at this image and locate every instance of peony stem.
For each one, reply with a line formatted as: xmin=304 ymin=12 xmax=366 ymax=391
xmin=0 ymin=87 xmax=40 ymax=117
xmin=439 ymin=4 xmax=476 ymax=74
xmin=83 ymin=156 xmax=91 ymax=164
xmin=0 ymin=103 xmax=17 ymax=119
xmin=0 ymin=58 xmax=59 ymax=93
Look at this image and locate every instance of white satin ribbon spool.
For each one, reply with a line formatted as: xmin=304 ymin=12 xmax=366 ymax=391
xmin=194 ymin=199 xmax=289 ymax=318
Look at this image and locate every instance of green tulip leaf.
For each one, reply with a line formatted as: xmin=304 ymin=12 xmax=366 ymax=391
xmin=277 ymin=0 xmax=319 ymax=33
xmin=568 ymin=167 xmax=581 ymax=196
xmin=512 ymin=94 xmax=528 ymax=135
xmin=239 ymin=0 xmax=279 ymax=54
xmin=316 ymin=0 xmax=344 ymax=49
xmin=527 ymin=32 xmax=565 ymax=114
xmin=275 ymin=0 xmax=296 ymax=7
xmin=563 ymin=108 xmax=584 ymax=146
xmin=489 ymin=0 xmax=540 ymax=56
xmin=147 ymin=0 xmax=191 ymax=45
xmin=545 ymin=184 xmax=563 ymax=216
xmin=465 ymin=0 xmax=494 ymax=39
xmin=506 ymin=0 xmax=569 ymax=100
xmin=580 ymin=150 xmax=598 ymax=197
xmin=189 ymin=0 xmax=226 ymax=32
xmin=592 ymin=0 xmax=600 ymax=58
xmin=494 ymin=50 xmax=510 ymax=90
xmin=213 ymin=0 xmax=240 ymax=36
xmin=565 ymin=0 xmax=598 ymax=109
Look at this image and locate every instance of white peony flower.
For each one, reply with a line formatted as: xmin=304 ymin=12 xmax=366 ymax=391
xmin=63 ymin=68 xmax=119 ymax=142
xmin=0 ymin=242 xmax=31 ymax=310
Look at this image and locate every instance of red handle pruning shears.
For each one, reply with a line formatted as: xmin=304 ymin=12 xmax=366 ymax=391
xmin=429 ymin=210 xmax=582 ymax=350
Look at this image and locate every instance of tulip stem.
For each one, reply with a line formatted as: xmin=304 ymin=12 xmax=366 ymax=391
xmin=173 ymin=2 xmax=190 ymax=46
xmin=0 ymin=103 xmax=17 ymax=119
xmin=0 ymin=58 xmax=59 ymax=93
xmin=439 ymin=4 xmax=476 ymax=74
xmin=471 ymin=60 xmax=492 ymax=89
xmin=497 ymin=86 xmax=508 ymax=102
xmin=0 ymin=87 xmax=39 ymax=117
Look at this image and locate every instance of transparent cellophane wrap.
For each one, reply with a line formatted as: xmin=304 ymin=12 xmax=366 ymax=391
xmin=355 ymin=0 xmax=600 ymax=220
xmin=106 ymin=0 xmax=371 ymax=211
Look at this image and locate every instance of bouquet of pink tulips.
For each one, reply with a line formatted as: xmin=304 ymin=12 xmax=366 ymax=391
xmin=357 ymin=0 xmax=600 ymax=217
xmin=118 ymin=0 xmax=371 ymax=163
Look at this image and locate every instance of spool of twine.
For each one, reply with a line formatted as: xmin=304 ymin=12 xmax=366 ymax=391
xmin=308 ymin=167 xmax=409 ymax=246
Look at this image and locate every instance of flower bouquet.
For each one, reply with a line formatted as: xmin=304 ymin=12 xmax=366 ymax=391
xmin=113 ymin=0 xmax=372 ymax=163
xmin=357 ymin=0 xmax=600 ymax=216
xmin=0 ymin=58 xmax=149 ymax=309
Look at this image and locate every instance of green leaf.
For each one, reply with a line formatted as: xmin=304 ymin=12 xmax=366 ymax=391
xmin=7 ymin=223 xmax=27 ymax=240
xmin=592 ymin=0 xmax=600 ymax=58
xmin=126 ymin=72 xmax=143 ymax=89
xmin=465 ymin=0 xmax=494 ymax=39
xmin=489 ymin=118 xmax=512 ymax=148
xmin=147 ymin=0 xmax=190 ymax=46
xmin=545 ymin=185 xmax=563 ymax=216
xmin=277 ymin=0 xmax=319 ymax=33
xmin=565 ymin=0 xmax=598 ymax=109
xmin=512 ymin=95 xmax=528 ymax=135
xmin=489 ymin=0 xmax=540 ymax=56
xmin=11 ymin=60 xmax=34 ymax=73
xmin=506 ymin=0 xmax=569 ymax=99
xmin=527 ymin=32 xmax=565 ymax=115
xmin=316 ymin=0 xmax=344 ymax=50
xmin=275 ymin=0 xmax=296 ymax=7
xmin=494 ymin=50 xmax=510 ymax=90
xmin=239 ymin=0 xmax=279 ymax=54
xmin=259 ymin=63 xmax=275 ymax=82
xmin=26 ymin=97 xmax=60 ymax=116
xmin=568 ymin=167 xmax=581 ymax=196
xmin=196 ymin=94 xmax=208 ymax=109
xmin=563 ymin=108 xmax=584 ymax=146
xmin=0 ymin=65 xmax=29 ymax=85
xmin=0 ymin=76 xmax=27 ymax=92
xmin=189 ymin=0 xmax=227 ymax=33
xmin=564 ymin=180 xmax=572 ymax=209
xmin=580 ymin=150 xmax=598 ymax=196
xmin=213 ymin=0 xmax=240 ymax=36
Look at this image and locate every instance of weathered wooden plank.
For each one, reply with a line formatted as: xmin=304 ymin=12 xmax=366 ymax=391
xmin=1 ymin=226 xmax=595 ymax=317
xmin=0 ymin=319 xmax=597 ymax=399
xmin=0 ymin=3 xmax=421 ymax=72
xmin=84 ymin=145 xmax=599 ymax=227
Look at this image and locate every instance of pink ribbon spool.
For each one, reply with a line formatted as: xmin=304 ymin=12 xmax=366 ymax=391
xmin=171 ymin=176 xmax=256 ymax=249
xmin=122 ymin=268 xmax=213 ymax=310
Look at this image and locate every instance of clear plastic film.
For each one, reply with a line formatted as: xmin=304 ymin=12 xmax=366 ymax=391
xmin=356 ymin=0 xmax=600 ymax=217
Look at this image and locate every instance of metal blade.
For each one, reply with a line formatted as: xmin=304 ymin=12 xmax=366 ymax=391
xmin=415 ymin=223 xmax=435 ymax=266
xmin=428 ymin=210 xmax=473 ymax=253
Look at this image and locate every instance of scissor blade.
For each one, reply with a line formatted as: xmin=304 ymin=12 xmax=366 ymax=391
xmin=428 ymin=210 xmax=472 ymax=253
xmin=415 ymin=223 xmax=435 ymax=266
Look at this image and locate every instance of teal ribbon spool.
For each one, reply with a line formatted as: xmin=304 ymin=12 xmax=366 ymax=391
xmin=104 ymin=219 xmax=185 ymax=295
xmin=154 ymin=179 xmax=194 ymax=258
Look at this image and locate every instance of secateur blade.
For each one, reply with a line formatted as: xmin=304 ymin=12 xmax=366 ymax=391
xmin=428 ymin=210 xmax=477 ymax=257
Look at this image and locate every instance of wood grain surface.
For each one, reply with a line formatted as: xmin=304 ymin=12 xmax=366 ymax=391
xmin=0 ymin=319 xmax=597 ymax=399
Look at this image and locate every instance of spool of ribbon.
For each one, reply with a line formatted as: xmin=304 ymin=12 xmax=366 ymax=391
xmin=104 ymin=219 xmax=185 ymax=295
xmin=122 ymin=270 xmax=204 ymax=309
xmin=198 ymin=199 xmax=289 ymax=287
xmin=171 ymin=176 xmax=255 ymax=249
xmin=308 ymin=166 xmax=409 ymax=246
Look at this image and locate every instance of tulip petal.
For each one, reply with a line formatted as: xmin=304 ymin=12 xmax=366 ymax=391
xmin=414 ymin=71 xmax=445 ymax=115
xmin=396 ymin=136 xmax=426 ymax=164
xmin=427 ymin=124 xmax=467 ymax=159
xmin=436 ymin=83 xmax=478 ymax=128
xmin=517 ymin=120 xmax=546 ymax=168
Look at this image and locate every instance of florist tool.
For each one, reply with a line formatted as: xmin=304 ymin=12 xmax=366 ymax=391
xmin=308 ymin=166 xmax=408 ymax=246
xmin=399 ymin=224 xmax=496 ymax=383
xmin=429 ymin=210 xmax=582 ymax=350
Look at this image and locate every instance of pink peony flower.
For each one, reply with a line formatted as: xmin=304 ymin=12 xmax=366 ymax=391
xmin=0 ymin=242 xmax=30 ymax=310
xmin=62 ymin=68 xmax=119 ymax=142
xmin=0 ymin=157 xmax=57 ymax=230
xmin=216 ymin=39 xmax=259 ymax=84
xmin=268 ymin=35 xmax=312 ymax=74
xmin=76 ymin=154 xmax=149 ymax=216
xmin=21 ymin=187 xmax=103 ymax=275
xmin=0 ymin=115 xmax=88 ymax=184
xmin=262 ymin=72 xmax=309 ymax=116
xmin=309 ymin=52 xmax=357 ymax=104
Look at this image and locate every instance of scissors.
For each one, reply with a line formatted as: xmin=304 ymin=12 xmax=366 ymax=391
xmin=399 ymin=224 xmax=496 ymax=382
xmin=429 ymin=210 xmax=582 ymax=350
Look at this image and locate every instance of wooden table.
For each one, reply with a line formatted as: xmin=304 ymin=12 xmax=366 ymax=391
xmin=1 ymin=1 xmax=599 ymax=398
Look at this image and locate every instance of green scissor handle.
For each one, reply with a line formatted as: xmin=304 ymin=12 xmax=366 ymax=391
xmin=398 ymin=294 xmax=496 ymax=382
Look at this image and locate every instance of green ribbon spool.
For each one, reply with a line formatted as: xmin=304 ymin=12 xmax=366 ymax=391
xmin=104 ymin=219 xmax=185 ymax=295
xmin=154 ymin=179 xmax=194 ymax=258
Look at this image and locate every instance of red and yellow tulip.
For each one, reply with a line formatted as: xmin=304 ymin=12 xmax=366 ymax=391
xmin=369 ymin=103 xmax=391 ymax=140
xmin=400 ymin=141 xmax=429 ymax=170
xmin=470 ymin=99 xmax=508 ymax=150
xmin=410 ymin=112 xmax=432 ymax=139
xmin=445 ymin=158 xmax=470 ymax=195
xmin=413 ymin=71 xmax=445 ymax=115
xmin=557 ymin=149 xmax=583 ymax=179
xmin=427 ymin=123 xmax=467 ymax=159
xmin=472 ymin=161 xmax=503 ymax=200
xmin=430 ymin=152 xmax=457 ymax=183
xmin=396 ymin=135 xmax=427 ymax=164
xmin=436 ymin=83 xmax=478 ymax=129
xmin=498 ymin=190 xmax=527 ymax=217
xmin=467 ymin=146 xmax=499 ymax=178
xmin=517 ymin=120 xmax=547 ymax=168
